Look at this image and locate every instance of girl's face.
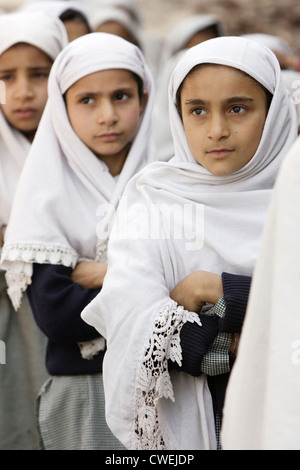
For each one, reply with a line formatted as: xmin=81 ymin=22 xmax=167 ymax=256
xmin=179 ymin=64 xmax=269 ymax=176
xmin=0 ymin=43 xmax=52 ymax=142
xmin=63 ymin=18 xmax=90 ymax=42
xmin=65 ymin=69 xmax=147 ymax=176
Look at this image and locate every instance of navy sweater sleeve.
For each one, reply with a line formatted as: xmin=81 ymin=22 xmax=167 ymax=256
xmin=218 ymin=272 xmax=251 ymax=333
xmin=175 ymin=273 xmax=251 ymax=377
xmin=27 ymin=263 xmax=104 ymax=375
xmin=27 ymin=263 xmax=101 ymax=343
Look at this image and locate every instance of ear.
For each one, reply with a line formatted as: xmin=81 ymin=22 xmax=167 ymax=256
xmin=139 ymin=90 xmax=148 ymax=115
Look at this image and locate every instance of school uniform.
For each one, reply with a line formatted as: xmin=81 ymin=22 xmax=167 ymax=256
xmin=81 ymin=36 xmax=298 ymax=450
xmin=1 ymin=32 xmax=155 ymax=450
xmin=0 ymin=11 xmax=67 ymax=450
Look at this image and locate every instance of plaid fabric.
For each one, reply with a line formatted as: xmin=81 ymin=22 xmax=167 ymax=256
xmin=201 ymin=297 xmax=232 ymax=376
xmin=36 ymin=374 xmax=125 ymax=450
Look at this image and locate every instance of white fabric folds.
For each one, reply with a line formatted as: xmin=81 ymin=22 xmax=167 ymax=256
xmin=221 ymin=135 xmax=300 ymax=450
xmin=1 ymin=32 xmax=155 ymax=310
xmin=0 ymin=11 xmax=68 ymax=227
xmin=81 ymin=37 xmax=298 ymax=449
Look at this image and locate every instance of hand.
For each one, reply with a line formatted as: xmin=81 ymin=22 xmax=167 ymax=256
xmin=0 ymin=225 xmax=6 ymax=247
xmin=170 ymin=270 xmax=223 ymax=313
xmin=71 ymin=261 xmax=107 ymax=289
xmin=229 ymin=333 xmax=240 ymax=361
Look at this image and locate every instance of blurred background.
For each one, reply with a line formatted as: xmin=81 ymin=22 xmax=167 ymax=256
xmin=137 ymin=0 xmax=300 ymax=49
xmin=0 ymin=0 xmax=299 ymax=48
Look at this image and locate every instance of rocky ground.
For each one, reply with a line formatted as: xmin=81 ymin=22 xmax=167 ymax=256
xmin=137 ymin=0 xmax=300 ymax=51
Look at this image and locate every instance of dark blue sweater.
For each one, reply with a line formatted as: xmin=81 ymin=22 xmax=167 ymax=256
xmin=27 ymin=263 xmax=104 ymax=376
xmin=28 ymin=264 xmax=251 ymax=384
xmin=178 ymin=272 xmax=251 ymax=423
xmin=179 ymin=272 xmax=252 ymax=377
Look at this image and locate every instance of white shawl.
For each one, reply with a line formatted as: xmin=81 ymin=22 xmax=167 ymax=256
xmin=1 ymin=32 xmax=155 ymax=310
xmin=0 ymin=11 xmax=68 ymax=227
xmin=81 ymin=36 xmax=297 ymax=450
xmin=221 ymin=135 xmax=300 ymax=450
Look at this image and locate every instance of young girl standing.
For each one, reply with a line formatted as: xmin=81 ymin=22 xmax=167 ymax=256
xmin=81 ymin=36 xmax=297 ymax=449
xmin=0 ymin=11 xmax=67 ymax=450
xmin=1 ymin=32 xmax=154 ymax=450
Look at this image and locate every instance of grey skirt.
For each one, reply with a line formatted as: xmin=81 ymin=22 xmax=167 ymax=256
xmin=0 ymin=270 xmax=48 ymax=450
xmin=37 ymin=373 xmax=125 ymax=450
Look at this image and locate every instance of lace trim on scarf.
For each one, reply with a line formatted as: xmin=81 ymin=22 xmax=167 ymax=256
xmin=134 ymin=300 xmax=202 ymax=450
xmin=1 ymin=243 xmax=78 ymax=311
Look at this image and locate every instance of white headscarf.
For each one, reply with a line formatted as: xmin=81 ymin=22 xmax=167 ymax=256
xmin=242 ymin=33 xmax=296 ymax=56
xmin=22 ymin=0 xmax=89 ymax=22
xmin=1 ymin=32 xmax=155 ymax=310
xmin=242 ymin=33 xmax=300 ymax=130
xmin=221 ymin=135 xmax=300 ymax=450
xmin=88 ymin=6 xmax=140 ymax=43
xmin=159 ymin=14 xmax=226 ymax=66
xmin=0 ymin=11 xmax=68 ymax=227
xmin=281 ymin=69 xmax=300 ymax=128
xmin=81 ymin=37 xmax=297 ymax=450
xmin=98 ymin=0 xmax=141 ymax=24
xmin=88 ymin=5 xmax=162 ymax=78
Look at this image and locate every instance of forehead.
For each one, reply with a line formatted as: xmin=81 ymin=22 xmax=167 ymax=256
xmin=68 ymin=68 xmax=136 ymax=92
xmin=0 ymin=42 xmax=52 ymax=67
xmin=181 ymin=64 xmax=264 ymax=98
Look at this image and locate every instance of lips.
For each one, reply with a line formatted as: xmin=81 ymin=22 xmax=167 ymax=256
xmin=97 ymin=132 xmax=121 ymax=142
xmin=14 ymin=108 xmax=37 ymax=119
xmin=207 ymin=148 xmax=234 ymax=158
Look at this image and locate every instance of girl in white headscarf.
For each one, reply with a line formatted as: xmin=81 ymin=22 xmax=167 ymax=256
xmin=81 ymin=36 xmax=297 ymax=450
xmin=0 ymin=11 xmax=67 ymax=450
xmin=1 ymin=31 xmax=154 ymax=450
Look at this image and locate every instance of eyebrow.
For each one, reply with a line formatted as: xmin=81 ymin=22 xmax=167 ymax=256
xmin=0 ymin=66 xmax=51 ymax=73
xmin=184 ymin=97 xmax=254 ymax=106
xmin=74 ymin=86 xmax=135 ymax=98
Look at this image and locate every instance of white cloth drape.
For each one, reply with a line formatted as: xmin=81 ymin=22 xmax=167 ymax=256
xmin=81 ymin=36 xmax=298 ymax=450
xmin=221 ymin=135 xmax=300 ymax=450
xmin=0 ymin=11 xmax=68 ymax=227
xmin=1 ymin=32 xmax=155 ymax=310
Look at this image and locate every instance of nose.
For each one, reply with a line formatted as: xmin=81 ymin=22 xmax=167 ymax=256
xmin=13 ymin=76 xmax=34 ymax=101
xmin=208 ymin=113 xmax=230 ymax=140
xmin=97 ymin=100 xmax=118 ymax=126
